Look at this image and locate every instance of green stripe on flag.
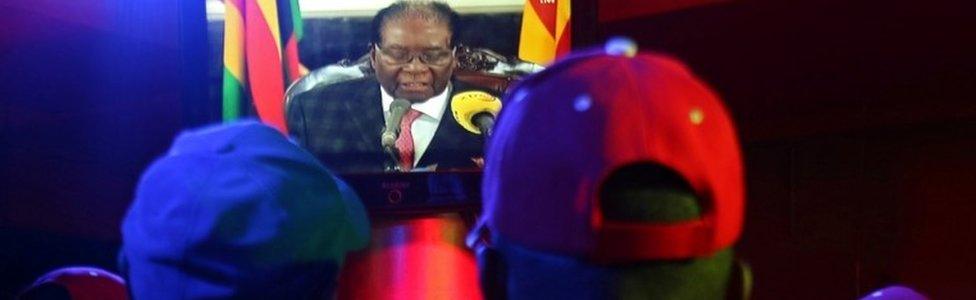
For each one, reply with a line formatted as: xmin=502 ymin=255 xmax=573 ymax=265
xmin=289 ymin=0 xmax=303 ymax=40
xmin=222 ymin=67 xmax=242 ymax=121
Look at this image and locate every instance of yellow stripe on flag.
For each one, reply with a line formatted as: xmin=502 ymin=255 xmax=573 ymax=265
xmin=256 ymin=0 xmax=282 ymax=59
xmin=518 ymin=2 xmax=557 ymax=65
xmin=223 ymin=1 xmax=245 ymax=81
xmin=555 ymin=0 xmax=571 ymax=44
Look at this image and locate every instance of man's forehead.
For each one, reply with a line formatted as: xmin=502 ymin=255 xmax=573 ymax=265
xmin=380 ymin=17 xmax=451 ymax=44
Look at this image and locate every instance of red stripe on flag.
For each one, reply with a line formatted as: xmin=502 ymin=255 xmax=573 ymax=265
xmin=556 ymin=24 xmax=571 ymax=57
xmin=244 ymin=0 xmax=287 ymax=133
xmin=529 ymin=0 xmax=558 ymax=37
xmin=284 ymin=34 xmax=301 ymax=83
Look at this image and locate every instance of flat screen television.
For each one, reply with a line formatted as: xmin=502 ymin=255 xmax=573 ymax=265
xmin=207 ymin=1 xmax=532 ymax=213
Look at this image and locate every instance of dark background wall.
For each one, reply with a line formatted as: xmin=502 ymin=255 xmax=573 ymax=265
xmin=0 ymin=0 xmax=208 ymax=297
xmin=585 ymin=0 xmax=976 ymax=298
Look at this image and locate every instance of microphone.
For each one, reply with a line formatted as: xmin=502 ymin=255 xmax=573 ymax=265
xmin=450 ymin=91 xmax=502 ymax=137
xmin=382 ymin=99 xmax=412 ymax=149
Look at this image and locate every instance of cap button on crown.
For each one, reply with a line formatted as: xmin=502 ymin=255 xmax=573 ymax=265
xmin=604 ymin=36 xmax=638 ymax=57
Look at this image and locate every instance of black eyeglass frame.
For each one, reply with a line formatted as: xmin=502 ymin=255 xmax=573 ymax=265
xmin=373 ymin=44 xmax=457 ymax=66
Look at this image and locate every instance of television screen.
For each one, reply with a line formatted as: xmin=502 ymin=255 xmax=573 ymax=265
xmin=207 ymin=0 xmax=536 ymax=210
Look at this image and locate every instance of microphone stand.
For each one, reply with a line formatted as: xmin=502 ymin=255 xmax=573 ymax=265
xmin=473 ymin=112 xmax=495 ymax=139
xmin=384 ymin=145 xmax=401 ymax=172
xmin=383 ymin=99 xmax=411 ymax=172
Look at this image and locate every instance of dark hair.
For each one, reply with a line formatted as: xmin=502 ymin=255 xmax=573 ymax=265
xmin=370 ymin=1 xmax=462 ymax=47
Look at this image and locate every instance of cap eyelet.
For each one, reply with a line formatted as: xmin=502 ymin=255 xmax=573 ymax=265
xmin=689 ymin=108 xmax=705 ymax=125
xmin=605 ymin=36 xmax=637 ymax=57
xmin=574 ymin=94 xmax=593 ymax=112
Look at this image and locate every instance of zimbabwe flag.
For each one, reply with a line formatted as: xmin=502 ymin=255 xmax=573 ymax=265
xmin=222 ymin=0 xmax=304 ymax=134
xmin=518 ymin=0 xmax=571 ymax=65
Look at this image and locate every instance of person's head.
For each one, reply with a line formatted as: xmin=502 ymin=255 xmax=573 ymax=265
xmin=478 ymin=164 xmax=736 ymax=299
xmin=369 ymin=1 xmax=460 ymax=102
xmin=120 ymin=120 xmax=369 ymax=299
xmin=18 ymin=267 xmax=127 ymax=300
xmin=473 ymin=41 xmax=745 ymax=299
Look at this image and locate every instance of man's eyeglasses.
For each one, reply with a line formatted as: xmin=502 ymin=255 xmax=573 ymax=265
xmin=374 ymin=44 xmax=456 ymax=66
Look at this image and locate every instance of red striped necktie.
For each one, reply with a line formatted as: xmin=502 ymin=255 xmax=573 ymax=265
xmin=395 ymin=109 xmax=423 ymax=171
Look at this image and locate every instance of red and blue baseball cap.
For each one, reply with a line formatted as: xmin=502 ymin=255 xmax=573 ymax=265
xmin=20 ymin=267 xmax=127 ymax=300
xmin=478 ymin=41 xmax=744 ymax=262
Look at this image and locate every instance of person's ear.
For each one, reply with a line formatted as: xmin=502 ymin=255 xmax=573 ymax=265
xmin=726 ymin=259 xmax=753 ymax=300
xmin=117 ymin=251 xmax=136 ymax=299
xmin=369 ymin=44 xmax=378 ymax=68
xmin=477 ymin=246 xmax=507 ymax=300
xmin=451 ymin=46 xmax=460 ymax=70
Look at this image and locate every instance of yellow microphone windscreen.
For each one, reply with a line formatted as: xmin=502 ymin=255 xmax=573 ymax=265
xmin=451 ymin=91 xmax=502 ymax=134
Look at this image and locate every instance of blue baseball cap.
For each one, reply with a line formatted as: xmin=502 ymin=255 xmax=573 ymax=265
xmin=121 ymin=120 xmax=369 ymax=299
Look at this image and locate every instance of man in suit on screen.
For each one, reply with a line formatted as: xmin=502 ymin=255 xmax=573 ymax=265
xmin=288 ymin=1 xmax=494 ymax=173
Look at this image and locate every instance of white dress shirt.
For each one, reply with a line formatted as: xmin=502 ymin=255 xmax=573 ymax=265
xmin=380 ymin=84 xmax=451 ymax=167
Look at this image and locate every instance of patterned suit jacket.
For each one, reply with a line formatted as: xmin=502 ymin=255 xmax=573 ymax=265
xmin=287 ymin=77 xmax=490 ymax=173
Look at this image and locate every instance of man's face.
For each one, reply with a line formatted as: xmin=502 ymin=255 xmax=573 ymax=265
xmin=371 ymin=17 xmax=456 ymax=102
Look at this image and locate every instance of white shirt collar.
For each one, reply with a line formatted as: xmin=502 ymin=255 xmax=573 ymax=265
xmin=380 ymin=83 xmax=451 ymax=121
